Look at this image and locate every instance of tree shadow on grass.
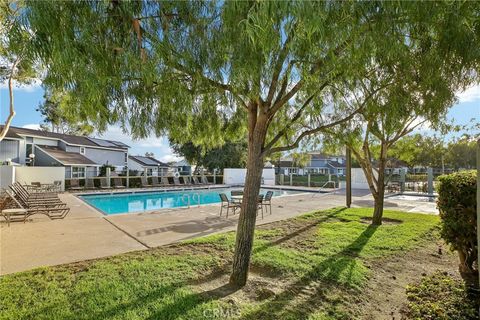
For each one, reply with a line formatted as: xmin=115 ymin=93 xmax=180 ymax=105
xmin=39 ymin=207 xmax=362 ymax=320
xmin=190 ymin=207 xmax=348 ymax=287
xmin=253 ymin=207 xmax=347 ymax=255
xmin=52 ymin=280 xmax=239 ymax=320
xmin=240 ymin=224 xmax=379 ymax=319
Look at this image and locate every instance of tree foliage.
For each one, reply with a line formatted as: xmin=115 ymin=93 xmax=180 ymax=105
xmin=320 ymin=1 xmax=480 ymax=224
xmin=389 ymin=134 xmax=445 ymax=168
xmin=445 ymin=138 xmax=477 ymax=170
xmin=0 ymin=0 xmax=38 ymax=140
xmin=389 ymin=134 xmax=477 ymax=170
xmin=169 ymin=139 xmax=247 ymax=172
xmin=37 ymin=88 xmax=94 ymax=135
xmin=20 ymin=0 xmax=480 ymax=285
xmin=291 ymin=152 xmax=311 ymax=168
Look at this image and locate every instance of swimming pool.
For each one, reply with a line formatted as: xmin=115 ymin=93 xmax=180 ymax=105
xmin=79 ymin=188 xmax=305 ymax=215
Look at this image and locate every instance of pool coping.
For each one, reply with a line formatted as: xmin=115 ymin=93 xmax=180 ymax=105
xmin=75 ymin=185 xmax=330 ymax=217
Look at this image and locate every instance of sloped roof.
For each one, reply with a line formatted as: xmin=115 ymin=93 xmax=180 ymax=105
xmin=36 ymin=145 xmax=99 ymax=166
xmin=327 ymin=161 xmax=345 ymax=168
xmin=174 ymin=159 xmax=190 ymax=167
xmin=0 ymin=127 xmax=22 ymax=140
xmin=309 ymin=153 xmax=345 ymax=160
xmin=3 ymin=126 xmax=129 ymax=150
xmin=129 ymin=155 xmax=169 ymax=167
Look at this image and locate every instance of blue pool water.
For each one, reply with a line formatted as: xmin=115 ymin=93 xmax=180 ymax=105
xmin=80 ymin=188 xmax=304 ymax=215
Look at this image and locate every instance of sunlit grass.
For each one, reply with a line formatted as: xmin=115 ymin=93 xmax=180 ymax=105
xmin=0 ymin=208 xmax=439 ymax=320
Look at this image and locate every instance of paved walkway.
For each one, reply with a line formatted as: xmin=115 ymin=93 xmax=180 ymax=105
xmin=0 ymin=189 xmax=437 ymax=275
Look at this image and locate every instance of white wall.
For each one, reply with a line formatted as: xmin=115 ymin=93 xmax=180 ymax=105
xmin=33 ymin=137 xmax=58 ymax=147
xmin=0 ymin=165 xmax=15 ymax=191
xmin=350 ymin=168 xmax=376 ymax=190
xmin=14 ymin=167 xmax=66 ymax=191
xmin=223 ymin=168 xmax=275 ymax=186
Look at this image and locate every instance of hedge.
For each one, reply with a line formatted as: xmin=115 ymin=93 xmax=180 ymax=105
xmin=437 ymin=170 xmax=477 ymax=286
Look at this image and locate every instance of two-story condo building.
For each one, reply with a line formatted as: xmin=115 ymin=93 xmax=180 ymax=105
xmin=0 ymin=126 xmax=129 ymax=178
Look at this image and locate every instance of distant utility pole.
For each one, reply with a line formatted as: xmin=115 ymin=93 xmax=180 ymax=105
xmin=346 ymin=147 xmax=352 ymax=208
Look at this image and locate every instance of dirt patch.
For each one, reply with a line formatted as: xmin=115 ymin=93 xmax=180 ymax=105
xmin=360 ymin=216 xmax=403 ymax=225
xmin=359 ymin=235 xmax=458 ymax=320
xmin=193 ymin=271 xmax=288 ymax=307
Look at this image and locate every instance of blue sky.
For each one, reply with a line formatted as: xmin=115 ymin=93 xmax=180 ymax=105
xmin=0 ymin=83 xmax=181 ymax=162
xmin=1 ymin=83 xmax=479 ymax=160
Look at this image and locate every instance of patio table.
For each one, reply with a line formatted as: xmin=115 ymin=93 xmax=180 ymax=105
xmin=232 ymin=195 xmax=261 ymax=202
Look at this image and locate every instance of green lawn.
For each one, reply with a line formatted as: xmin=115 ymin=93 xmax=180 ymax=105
xmin=0 ymin=208 xmax=440 ymax=320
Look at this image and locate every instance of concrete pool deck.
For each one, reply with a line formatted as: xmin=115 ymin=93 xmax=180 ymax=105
xmin=0 ymin=189 xmax=438 ymax=275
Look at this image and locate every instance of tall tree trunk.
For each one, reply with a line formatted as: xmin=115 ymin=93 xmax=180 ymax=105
xmin=372 ymin=144 xmax=387 ymax=225
xmin=230 ymin=107 xmax=267 ymax=287
xmin=372 ymin=184 xmax=384 ymax=225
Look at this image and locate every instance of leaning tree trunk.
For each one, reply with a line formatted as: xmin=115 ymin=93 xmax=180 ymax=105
xmin=229 ymin=109 xmax=267 ymax=287
xmin=372 ymin=148 xmax=387 ymax=225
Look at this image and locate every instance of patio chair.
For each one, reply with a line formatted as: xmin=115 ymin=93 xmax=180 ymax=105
xmin=173 ymin=177 xmax=183 ymax=186
xmin=9 ymin=185 xmax=65 ymax=209
xmin=260 ymin=191 xmax=273 ymax=215
xmin=1 ymin=192 xmax=27 ymax=226
xmin=257 ymin=194 xmax=265 ymax=219
xmin=12 ymin=183 xmax=59 ymax=201
xmin=9 ymin=186 xmax=68 ymax=211
xmin=99 ymin=177 xmax=110 ymax=189
xmin=150 ymin=176 xmax=162 ymax=187
xmin=141 ymin=176 xmax=152 ymax=188
xmin=69 ymin=179 xmax=84 ymax=191
xmin=113 ymin=177 xmax=126 ymax=189
xmin=42 ymin=181 xmax=62 ymax=193
xmin=201 ymin=176 xmax=212 ymax=185
xmin=5 ymin=189 xmax=70 ymax=220
xmin=52 ymin=180 xmax=63 ymax=192
xmin=182 ymin=176 xmax=192 ymax=185
xmin=192 ymin=176 xmax=202 ymax=185
xmin=219 ymin=193 xmax=241 ymax=218
xmin=28 ymin=182 xmax=42 ymax=192
xmin=161 ymin=177 xmax=171 ymax=187
xmin=85 ymin=178 xmax=95 ymax=189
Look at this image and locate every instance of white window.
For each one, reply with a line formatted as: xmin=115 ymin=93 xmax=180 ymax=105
xmin=72 ymin=166 xmax=86 ymax=178
xmin=80 ymin=147 xmax=86 ymax=155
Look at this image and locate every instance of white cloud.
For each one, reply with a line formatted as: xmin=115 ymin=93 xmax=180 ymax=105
xmin=159 ymin=154 xmax=182 ymax=163
xmin=456 ymin=84 xmax=480 ymax=103
xmin=0 ymin=80 xmax=42 ymax=93
xmin=22 ymin=123 xmax=41 ymax=130
xmin=97 ymin=125 xmax=181 ymax=161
